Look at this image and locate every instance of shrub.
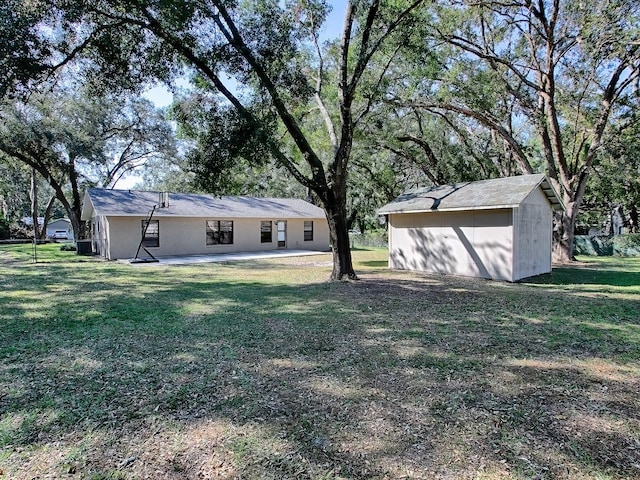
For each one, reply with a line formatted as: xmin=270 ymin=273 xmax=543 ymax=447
xmin=574 ymin=234 xmax=640 ymax=257
xmin=0 ymin=218 xmax=9 ymax=240
xmin=613 ymin=233 xmax=640 ymax=257
xmin=10 ymin=223 xmax=32 ymax=239
xmin=573 ymin=235 xmax=613 ymax=256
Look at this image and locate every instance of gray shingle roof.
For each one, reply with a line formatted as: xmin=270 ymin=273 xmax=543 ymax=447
xmin=82 ymin=189 xmax=326 ymax=220
xmin=377 ymin=174 xmax=563 ymax=215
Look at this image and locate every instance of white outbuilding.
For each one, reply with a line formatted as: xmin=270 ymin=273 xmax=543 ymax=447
xmin=377 ymin=174 xmax=564 ymax=282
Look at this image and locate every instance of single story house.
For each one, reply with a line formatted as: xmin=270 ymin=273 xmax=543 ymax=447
xmin=81 ymin=189 xmax=330 ymax=260
xmin=46 ymin=218 xmax=74 ymax=240
xmin=377 ymin=174 xmax=564 ymax=282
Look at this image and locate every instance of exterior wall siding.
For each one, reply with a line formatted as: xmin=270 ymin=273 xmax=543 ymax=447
xmin=388 ymin=209 xmax=515 ymax=281
xmin=512 ymin=188 xmax=553 ymax=280
xmin=91 ymin=215 xmax=110 ymax=258
xmin=100 ymin=216 xmax=329 ymax=260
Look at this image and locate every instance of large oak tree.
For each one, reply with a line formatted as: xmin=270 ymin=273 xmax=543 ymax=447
xmin=0 ymin=90 xmax=176 ymax=239
xmin=395 ymin=0 xmax=640 ymax=261
xmin=5 ymin=0 xmax=425 ymax=280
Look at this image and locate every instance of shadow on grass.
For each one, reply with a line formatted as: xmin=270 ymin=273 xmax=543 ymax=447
xmin=358 ymin=260 xmax=388 ymax=268
xmin=0 ymin=260 xmax=639 ymax=478
xmin=529 ymin=267 xmax=640 ymax=288
xmin=525 ymin=257 xmax=640 ymax=288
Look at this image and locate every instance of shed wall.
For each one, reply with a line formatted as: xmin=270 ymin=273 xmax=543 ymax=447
xmin=388 ymin=209 xmax=514 ymax=281
xmin=98 ymin=216 xmax=329 ymax=260
xmin=512 ymin=188 xmax=553 ymax=280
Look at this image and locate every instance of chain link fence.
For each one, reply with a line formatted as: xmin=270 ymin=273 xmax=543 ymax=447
xmin=349 ymin=231 xmax=388 ymax=249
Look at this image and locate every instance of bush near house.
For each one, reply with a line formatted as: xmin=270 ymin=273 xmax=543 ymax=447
xmin=348 ymin=230 xmax=388 ymax=248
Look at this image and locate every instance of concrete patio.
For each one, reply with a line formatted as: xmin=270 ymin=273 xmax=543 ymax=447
xmin=123 ymin=249 xmax=330 ymax=266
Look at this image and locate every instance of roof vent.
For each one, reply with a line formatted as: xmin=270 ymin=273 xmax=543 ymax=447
xmin=159 ymin=191 xmax=169 ymax=208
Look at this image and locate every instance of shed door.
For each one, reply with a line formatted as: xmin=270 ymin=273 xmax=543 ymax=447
xmin=277 ymin=221 xmax=287 ymax=248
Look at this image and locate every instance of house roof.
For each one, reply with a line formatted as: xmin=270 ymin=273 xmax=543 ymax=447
xmin=20 ymin=216 xmax=44 ymax=226
xmin=48 ymin=218 xmax=71 ymax=225
xmin=377 ymin=174 xmax=564 ymax=215
xmin=81 ymin=188 xmax=326 ymax=220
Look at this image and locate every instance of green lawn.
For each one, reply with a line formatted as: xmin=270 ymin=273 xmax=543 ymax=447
xmin=1 ymin=244 xmax=639 ymax=479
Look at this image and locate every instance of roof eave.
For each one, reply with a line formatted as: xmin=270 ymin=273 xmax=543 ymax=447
xmin=537 ymin=176 xmax=565 ymax=212
xmin=93 ymin=212 xmax=326 ymax=219
xmin=378 ymin=204 xmax=521 ymax=215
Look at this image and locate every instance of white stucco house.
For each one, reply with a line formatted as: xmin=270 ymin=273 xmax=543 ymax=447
xmin=81 ymin=189 xmax=330 ymax=260
xmin=377 ymin=174 xmax=564 ymax=282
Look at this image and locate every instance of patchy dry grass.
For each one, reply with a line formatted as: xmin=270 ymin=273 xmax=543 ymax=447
xmin=0 ymin=244 xmax=639 ymax=479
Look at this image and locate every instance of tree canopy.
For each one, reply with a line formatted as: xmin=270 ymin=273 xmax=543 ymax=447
xmin=0 ymin=88 xmax=177 ymax=239
xmin=3 ymin=0 xmax=639 ymax=263
xmin=4 ymin=0 xmax=426 ymax=279
xmin=388 ymin=0 xmax=640 ymax=260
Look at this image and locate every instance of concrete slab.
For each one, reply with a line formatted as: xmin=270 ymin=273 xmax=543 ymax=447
xmin=123 ymin=249 xmax=330 ymax=266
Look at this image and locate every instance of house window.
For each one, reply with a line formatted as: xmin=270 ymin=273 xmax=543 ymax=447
xmin=261 ymin=221 xmax=272 ymax=243
xmin=206 ymin=220 xmax=234 ymax=245
xmin=304 ymin=221 xmax=313 ymax=241
xmin=142 ymin=220 xmax=159 ymax=248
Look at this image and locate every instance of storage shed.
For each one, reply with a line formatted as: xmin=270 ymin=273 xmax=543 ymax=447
xmin=377 ymin=174 xmax=563 ymax=282
xmin=81 ymin=189 xmax=330 ymax=260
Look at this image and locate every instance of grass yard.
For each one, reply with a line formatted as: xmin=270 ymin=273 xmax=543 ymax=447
xmin=0 ymin=244 xmax=639 ymax=480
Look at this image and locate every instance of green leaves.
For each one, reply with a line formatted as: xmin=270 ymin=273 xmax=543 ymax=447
xmin=0 ymin=1 xmax=54 ymax=98
xmin=173 ymin=91 xmax=278 ymax=194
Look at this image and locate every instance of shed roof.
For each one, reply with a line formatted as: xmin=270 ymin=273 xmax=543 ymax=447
xmin=81 ymin=189 xmax=326 ymax=220
xmin=48 ymin=218 xmax=71 ymax=226
xmin=377 ymin=174 xmax=563 ymax=215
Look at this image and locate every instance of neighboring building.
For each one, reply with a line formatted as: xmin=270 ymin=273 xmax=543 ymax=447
xmin=20 ymin=216 xmax=74 ymax=240
xmin=46 ymin=218 xmax=74 ymax=240
xmin=20 ymin=216 xmax=44 ymax=227
xmin=81 ymin=189 xmax=330 ymax=260
xmin=377 ymin=174 xmax=564 ymax=282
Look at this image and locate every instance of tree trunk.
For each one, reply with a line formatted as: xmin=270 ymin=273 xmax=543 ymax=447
xmin=41 ymin=195 xmax=57 ymax=240
xmin=358 ymin=219 xmax=366 ymax=234
xmin=552 ymin=200 xmax=577 ymax=263
xmin=68 ymin=159 xmax=85 ymax=240
xmin=327 ymin=209 xmax=357 ymax=281
xmin=30 ymin=168 xmax=41 ymax=240
xmin=322 ymin=187 xmax=357 ymax=281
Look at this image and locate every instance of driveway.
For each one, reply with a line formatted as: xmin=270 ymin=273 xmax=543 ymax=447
xmin=125 ymin=249 xmax=330 ymax=266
